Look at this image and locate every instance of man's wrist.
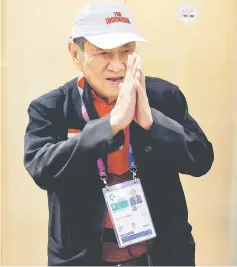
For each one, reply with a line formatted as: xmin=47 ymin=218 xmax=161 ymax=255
xmin=141 ymin=118 xmax=153 ymax=130
xmin=141 ymin=110 xmax=153 ymax=130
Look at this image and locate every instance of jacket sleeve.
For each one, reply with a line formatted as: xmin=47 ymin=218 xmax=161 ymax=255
xmin=147 ymin=86 xmax=214 ymax=177
xmin=24 ymin=100 xmax=124 ymax=190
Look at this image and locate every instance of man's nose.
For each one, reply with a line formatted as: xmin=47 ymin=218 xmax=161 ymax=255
xmin=107 ymin=56 xmax=126 ymax=73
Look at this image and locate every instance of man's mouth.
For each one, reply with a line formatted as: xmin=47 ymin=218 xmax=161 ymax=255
xmin=106 ymin=77 xmax=124 ymax=84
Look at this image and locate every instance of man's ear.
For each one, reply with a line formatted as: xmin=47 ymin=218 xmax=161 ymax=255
xmin=68 ymin=42 xmax=82 ymax=67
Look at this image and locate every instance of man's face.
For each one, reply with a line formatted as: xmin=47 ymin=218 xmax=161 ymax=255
xmin=80 ymin=40 xmax=136 ymax=101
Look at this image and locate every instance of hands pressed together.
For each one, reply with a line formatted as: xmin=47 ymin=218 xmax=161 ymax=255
xmin=110 ymin=52 xmax=153 ymax=136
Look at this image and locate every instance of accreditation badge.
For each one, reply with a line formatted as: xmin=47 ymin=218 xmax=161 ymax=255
xmin=102 ymin=178 xmax=156 ymax=248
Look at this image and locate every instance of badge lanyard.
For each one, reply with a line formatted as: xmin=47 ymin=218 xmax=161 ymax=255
xmin=78 ymin=85 xmax=137 ymax=190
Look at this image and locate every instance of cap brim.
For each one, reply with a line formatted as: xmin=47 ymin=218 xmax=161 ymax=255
xmin=84 ymin=32 xmax=151 ymax=49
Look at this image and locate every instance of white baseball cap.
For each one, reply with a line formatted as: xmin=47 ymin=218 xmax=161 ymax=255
xmin=70 ymin=1 xmax=150 ymax=49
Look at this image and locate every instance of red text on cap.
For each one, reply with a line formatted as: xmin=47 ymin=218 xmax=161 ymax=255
xmin=105 ymin=12 xmax=131 ymax=25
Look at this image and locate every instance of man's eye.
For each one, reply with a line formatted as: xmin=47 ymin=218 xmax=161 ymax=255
xmin=100 ymin=52 xmax=109 ymax=55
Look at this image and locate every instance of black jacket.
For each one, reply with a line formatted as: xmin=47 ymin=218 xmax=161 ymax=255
xmin=24 ymin=77 xmax=214 ymax=266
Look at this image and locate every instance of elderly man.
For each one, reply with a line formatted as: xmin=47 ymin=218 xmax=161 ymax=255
xmin=24 ymin=1 xmax=214 ymax=266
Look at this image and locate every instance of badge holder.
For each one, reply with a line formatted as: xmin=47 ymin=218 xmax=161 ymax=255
xmin=102 ymin=169 xmax=156 ymax=248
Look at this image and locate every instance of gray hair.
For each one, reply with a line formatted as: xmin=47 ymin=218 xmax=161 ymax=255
xmin=73 ymin=37 xmax=86 ymax=52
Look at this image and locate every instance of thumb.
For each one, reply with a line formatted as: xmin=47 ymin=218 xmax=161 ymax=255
xmin=119 ymin=82 xmax=124 ymax=94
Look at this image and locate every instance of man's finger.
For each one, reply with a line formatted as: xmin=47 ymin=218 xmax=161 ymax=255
xmin=126 ymin=54 xmax=131 ymax=73
xmin=126 ymin=54 xmax=133 ymax=74
xmin=131 ymin=55 xmax=141 ymax=78
xmin=137 ymin=67 xmax=143 ymax=84
xmin=125 ymin=54 xmax=135 ymax=83
xmin=136 ymin=70 xmax=141 ymax=82
xmin=134 ymin=72 xmax=142 ymax=91
xmin=138 ymin=65 xmax=145 ymax=86
xmin=118 ymin=82 xmax=127 ymax=97
xmin=129 ymin=53 xmax=136 ymax=75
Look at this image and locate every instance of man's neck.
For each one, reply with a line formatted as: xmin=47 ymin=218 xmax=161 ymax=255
xmin=93 ymin=89 xmax=117 ymax=106
xmin=107 ymin=99 xmax=117 ymax=107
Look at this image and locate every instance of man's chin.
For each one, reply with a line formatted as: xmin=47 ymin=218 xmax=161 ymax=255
xmin=106 ymin=86 xmax=120 ymax=97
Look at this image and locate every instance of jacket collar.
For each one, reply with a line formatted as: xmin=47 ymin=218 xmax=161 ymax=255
xmin=71 ymin=76 xmax=99 ymax=125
